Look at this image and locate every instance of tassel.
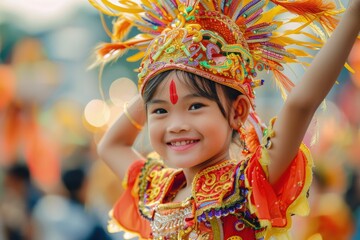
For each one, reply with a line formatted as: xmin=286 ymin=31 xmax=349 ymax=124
xmin=245 ymin=125 xmax=261 ymax=153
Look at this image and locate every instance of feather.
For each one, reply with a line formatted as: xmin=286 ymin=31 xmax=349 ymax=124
xmin=96 ymin=43 xmax=129 ymax=62
xmin=89 ymin=0 xmax=143 ymax=15
xmin=271 ymin=0 xmax=336 ymax=16
xmin=161 ymin=0 xmax=178 ymax=18
xmin=287 ymin=48 xmax=313 ymax=58
xmin=89 ymin=0 xmax=120 ymax=16
xmin=92 ymin=34 xmax=153 ymax=67
xmin=112 ymin=18 xmax=134 ymax=42
xmin=273 ymin=69 xmax=295 ymax=100
xmin=127 ymin=51 xmax=146 ymax=62
xmin=270 ymin=0 xmax=340 ymax=33
xmin=309 ymin=116 xmax=320 ymax=146
xmin=99 ymin=13 xmax=113 ymax=39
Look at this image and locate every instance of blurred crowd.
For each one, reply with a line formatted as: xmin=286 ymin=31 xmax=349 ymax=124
xmin=0 ymin=35 xmax=125 ymax=239
xmin=0 ymin=1 xmax=360 ymax=240
xmin=0 ymin=2 xmax=128 ymax=239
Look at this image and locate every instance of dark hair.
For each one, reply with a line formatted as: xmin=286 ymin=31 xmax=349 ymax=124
xmin=62 ymin=167 xmax=86 ymax=202
xmin=142 ymin=70 xmax=241 ymax=118
xmin=6 ymin=164 xmax=30 ymax=181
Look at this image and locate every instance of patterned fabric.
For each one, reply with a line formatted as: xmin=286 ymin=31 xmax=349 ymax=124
xmin=108 ymin=144 xmax=313 ymax=239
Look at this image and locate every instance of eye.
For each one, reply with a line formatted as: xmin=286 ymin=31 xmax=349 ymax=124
xmin=152 ymin=108 xmax=167 ymax=114
xmin=189 ymin=103 xmax=205 ymax=110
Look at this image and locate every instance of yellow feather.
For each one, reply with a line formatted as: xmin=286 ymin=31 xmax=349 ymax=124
xmin=126 ymin=51 xmax=146 ymax=62
xmin=100 ymin=0 xmax=143 ymax=13
xmin=89 ymin=0 xmax=120 ymax=16
xmin=258 ymin=5 xmax=285 ymax=23
xmin=287 ymin=49 xmax=313 ymax=58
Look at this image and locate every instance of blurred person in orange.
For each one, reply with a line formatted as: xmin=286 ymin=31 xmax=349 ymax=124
xmin=0 ymin=37 xmax=61 ymax=189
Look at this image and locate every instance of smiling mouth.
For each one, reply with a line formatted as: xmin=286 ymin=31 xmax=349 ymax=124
xmin=167 ymin=140 xmax=199 ymax=148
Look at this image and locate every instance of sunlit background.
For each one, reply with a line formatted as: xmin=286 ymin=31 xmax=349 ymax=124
xmin=0 ymin=0 xmax=359 ymax=239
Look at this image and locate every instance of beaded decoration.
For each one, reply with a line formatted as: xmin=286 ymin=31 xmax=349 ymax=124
xmin=90 ymin=0 xmax=343 ymax=106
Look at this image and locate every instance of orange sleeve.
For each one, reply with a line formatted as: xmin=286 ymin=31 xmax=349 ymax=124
xmin=108 ymin=160 xmax=152 ymax=239
xmin=246 ymin=144 xmax=313 ymax=238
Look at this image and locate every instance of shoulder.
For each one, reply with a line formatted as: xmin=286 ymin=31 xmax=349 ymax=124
xmin=138 ymin=152 xmax=183 ymax=219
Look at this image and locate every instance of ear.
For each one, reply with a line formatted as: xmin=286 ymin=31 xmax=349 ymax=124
xmin=229 ymin=95 xmax=250 ymax=130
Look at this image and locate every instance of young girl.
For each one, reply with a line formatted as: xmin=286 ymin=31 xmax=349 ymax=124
xmin=90 ymin=0 xmax=360 ymax=239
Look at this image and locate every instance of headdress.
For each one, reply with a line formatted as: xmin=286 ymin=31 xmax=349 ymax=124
xmin=90 ymin=0 xmax=343 ymax=106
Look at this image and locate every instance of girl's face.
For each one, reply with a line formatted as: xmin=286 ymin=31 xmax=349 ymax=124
xmin=146 ymin=71 xmax=233 ymax=170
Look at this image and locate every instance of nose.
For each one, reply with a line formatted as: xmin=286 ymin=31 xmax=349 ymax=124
xmin=167 ymin=114 xmax=190 ymax=133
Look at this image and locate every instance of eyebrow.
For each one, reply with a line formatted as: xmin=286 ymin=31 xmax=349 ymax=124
xmin=147 ymin=93 xmax=202 ymax=105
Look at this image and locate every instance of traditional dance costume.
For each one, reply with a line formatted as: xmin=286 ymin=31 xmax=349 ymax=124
xmin=89 ymin=0 xmax=343 ymax=238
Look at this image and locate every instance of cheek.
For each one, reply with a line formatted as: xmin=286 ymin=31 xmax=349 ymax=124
xmin=204 ymin=117 xmax=232 ymax=141
xmin=148 ymin=120 xmax=164 ymax=147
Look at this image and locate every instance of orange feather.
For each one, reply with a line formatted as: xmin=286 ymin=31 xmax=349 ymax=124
xmin=273 ymin=69 xmax=295 ymax=99
xmin=112 ymin=18 xmax=133 ymax=42
xmin=96 ymin=35 xmax=153 ymax=63
xmin=271 ymin=0 xmax=339 ymax=32
xmin=271 ymin=0 xmax=336 ymax=15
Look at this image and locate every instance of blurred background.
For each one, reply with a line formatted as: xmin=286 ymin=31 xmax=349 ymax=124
xmin=0 ymin=0 xmax=359 ymax=240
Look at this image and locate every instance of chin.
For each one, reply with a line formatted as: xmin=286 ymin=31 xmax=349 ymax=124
xmin=165 ymin=157 xmax=206 ymax=169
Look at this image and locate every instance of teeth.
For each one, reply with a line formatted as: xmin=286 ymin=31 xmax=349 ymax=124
xmin=171 ymin=140 xmax=195 ymax=146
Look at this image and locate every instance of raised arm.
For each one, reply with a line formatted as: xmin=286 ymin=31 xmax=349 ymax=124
xmin=268 ymin=0 xmax=360 ymax=184
xmin=97 ymin=95 xmax=146 ymax=179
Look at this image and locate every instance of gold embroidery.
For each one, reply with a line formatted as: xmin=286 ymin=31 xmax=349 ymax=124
xmin=138 ymin=156 xmax=182 ymax=219
xmin=151 ymin=199 xmax=194 ymax=239
xmin=146 ymin=169 xmax=172 ymax=201
xmin=193 ymin=160 xmax=237 ymax=204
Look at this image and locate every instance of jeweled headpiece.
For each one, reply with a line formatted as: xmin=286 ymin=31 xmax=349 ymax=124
xmin=90 ymin=0 xmax=342 ymax=106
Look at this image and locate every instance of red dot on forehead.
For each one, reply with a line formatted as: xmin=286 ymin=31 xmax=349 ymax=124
xmin=169 ymin=79 xmax=178 ymax=105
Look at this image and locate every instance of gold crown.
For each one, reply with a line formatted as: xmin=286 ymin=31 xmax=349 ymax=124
xmin=90 ymin=0 xmax=342 ymax=106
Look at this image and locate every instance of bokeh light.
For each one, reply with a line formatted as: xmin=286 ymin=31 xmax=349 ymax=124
xmin=84 ymin=99 xmax=110 ymax=128
xmin=109 ymin=77 xmax=138 ymax=106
